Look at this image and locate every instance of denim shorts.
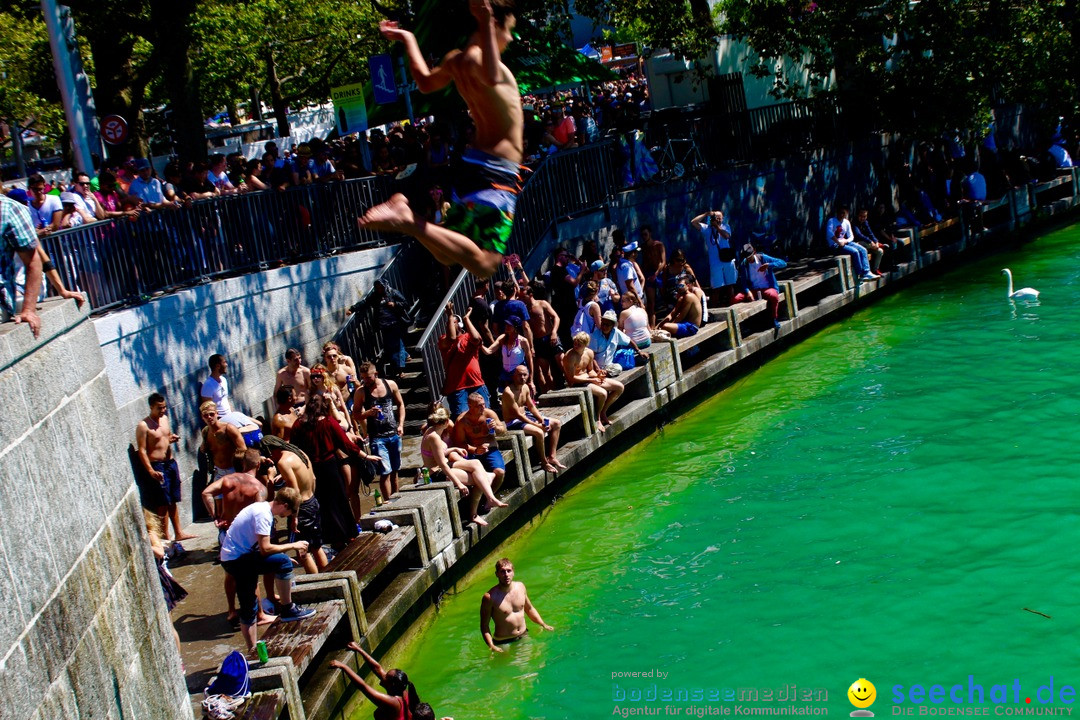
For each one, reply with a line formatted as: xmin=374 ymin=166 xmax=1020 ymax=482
xmin=370 ymin=434 xmax=402 ymax=475
xmin=447 ymin=385 xmax=490 ymax=418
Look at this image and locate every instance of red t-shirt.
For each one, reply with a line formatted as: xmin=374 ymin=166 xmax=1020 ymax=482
xmin=441 ymin=333 xmax=484 ymax=393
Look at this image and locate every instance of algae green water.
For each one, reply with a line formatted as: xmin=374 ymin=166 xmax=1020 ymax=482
xmin=378 ymin=225 xmax=1080 ymax=719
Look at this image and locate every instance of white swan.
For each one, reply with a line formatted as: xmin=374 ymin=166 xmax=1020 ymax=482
xmin=1001 ymin=268 xmax=1039 ymax=300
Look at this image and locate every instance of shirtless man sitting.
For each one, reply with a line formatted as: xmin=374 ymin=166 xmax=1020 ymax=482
xmin=453 ymin=392 xmax=507 ymax=494
xmin=263 ymin=435 xmax=327 ymax=574
xmin=659 ymin=280 xmax=703 ymax=339
xmin=200 ymin=401 xmax=246 ymax=482
xmin=200 ymin=448 xmax=274 ymax=625
xmin=523 ymin=280 xmax=563 ymax=392
xmin=274 ymin=348 xmax=310 ymax=407
xmin=500 ymin=365 xmax=565 ymax=473
xmin=134 ymin=393 xmax=195 ymax=541
xmin=562 ymin=331 xmax=624 ymax=432
xmin=271 ymin=386 xmax=300 ymax=441
xmin=480 ymin=557 xmax=553 ymax=652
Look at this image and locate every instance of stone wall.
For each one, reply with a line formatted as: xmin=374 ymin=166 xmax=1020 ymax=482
xmin=94 ymin=245 xmax=398 ymax=524
xmin=0 ymin=298 xmax=192 ymax=720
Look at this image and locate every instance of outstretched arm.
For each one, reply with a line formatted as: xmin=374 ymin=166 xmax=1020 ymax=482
xmin=470 ymin=0 xmax=502 ymax=86
xmin=380 ymin=21 xmax=454 ymax=93
xmin=329 ymin=659 xmax=400 ymax=708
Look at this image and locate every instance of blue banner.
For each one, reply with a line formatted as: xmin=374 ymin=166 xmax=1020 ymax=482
xmin=370 ymin=54 xmax=398 ymax=105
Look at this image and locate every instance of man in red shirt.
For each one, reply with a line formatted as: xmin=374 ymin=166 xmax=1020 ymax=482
xmin=439 ymin=301 xmax=489 ymax=417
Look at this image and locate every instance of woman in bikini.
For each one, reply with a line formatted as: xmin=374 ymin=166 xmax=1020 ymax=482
xmin=421 ymin=407 xmax=506 ymax=526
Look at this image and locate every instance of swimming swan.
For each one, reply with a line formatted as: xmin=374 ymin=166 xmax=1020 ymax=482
xmin=1001 ymin=268 xmax=1039 ymax=300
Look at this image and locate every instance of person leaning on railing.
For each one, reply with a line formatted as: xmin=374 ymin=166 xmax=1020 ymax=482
xmin=0 ymin=194 xmax=44 ymax=337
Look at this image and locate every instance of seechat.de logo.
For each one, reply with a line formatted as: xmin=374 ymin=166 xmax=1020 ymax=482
xmin=849 ymin=678 xmax=878 ymax=717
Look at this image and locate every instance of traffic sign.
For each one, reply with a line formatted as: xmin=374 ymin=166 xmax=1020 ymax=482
xmin=370 ymin=54 xmax=398 ymax=105
xmin=101 ymin=115 xmax=128 ymax=145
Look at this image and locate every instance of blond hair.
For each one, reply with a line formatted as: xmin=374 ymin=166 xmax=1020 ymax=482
xmin=572 ymin=331 xmax=591 ymax=347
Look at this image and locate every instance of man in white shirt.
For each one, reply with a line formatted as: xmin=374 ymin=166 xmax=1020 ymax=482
xmin=201 ymin=353 xmax=233 ymax=414
xmin=825 ymin=207 xmax=876 ymax=281
xmin=219 ymin=488 xmax=315 ymax=649
xmin=26 ymin=174 xmax=62 ymax=235
xmin=691 ymin=208 xmax=736 ymax=305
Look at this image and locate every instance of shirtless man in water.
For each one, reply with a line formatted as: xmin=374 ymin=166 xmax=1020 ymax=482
xmin=134 ymin=393 xmax=195 ymax=541
xmin=360 ymin=0 xmax=522 ymax=279
xmin=200 ymin=449 xmax=273 ymax=625
xmin=200 ymin=401 xmax=246 ymax=481
xmin=480 ymin=557 xmax=553 ymax=652
xmin=263 ymin=435 xmax=327 ymax=574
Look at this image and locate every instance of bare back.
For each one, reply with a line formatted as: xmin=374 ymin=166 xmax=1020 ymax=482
xmin=445 ymin=43 xmax=523 ymax=162
xmin=276 ymin=451 xmax=315 ymax=501
xmin=219 ymin=473 xmax=267 ymax=524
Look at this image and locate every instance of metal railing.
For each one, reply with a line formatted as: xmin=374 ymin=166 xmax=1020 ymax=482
xmin=414 ymin=140 xmax=619 ymax=402
xmin=39 ymin=175 xmax=395 ymax=312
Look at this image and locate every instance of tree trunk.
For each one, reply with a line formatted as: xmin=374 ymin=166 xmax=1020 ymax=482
xmin=150 ymin=0 xmax=206 ymax=160
xmin=250 ymin=87 xmax=263 ymax=122
xmin=266 ymin=48 xmax=292 ymax=139
xmin=226 ymin=98 xmax=241 ymax=126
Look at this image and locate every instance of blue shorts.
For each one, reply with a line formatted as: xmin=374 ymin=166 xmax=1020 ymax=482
xmin=137 ymin=458 xmax=182 ymax=508
xmin=447 ymin=385 xmax=489 ymax=418
xmin=506 ymin=412 xmax=538 ymax=431
xmin=469 ymin=447 xmax=506 ymax=473
xmin=370 ymin=434 xmax=402 ymax=475
xmin=675 ymin=322 xmax=699 ymax=338
xmin=242 ymin=428 xmax=264 ymax=448
xmin=221 ymin=551 xmax=294 ymax=626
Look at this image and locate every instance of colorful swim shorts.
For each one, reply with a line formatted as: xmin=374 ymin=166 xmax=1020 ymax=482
xmin=445 ymin=148 xmax=522 ymax=255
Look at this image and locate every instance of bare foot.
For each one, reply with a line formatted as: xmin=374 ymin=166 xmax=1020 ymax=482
xmin=600 ymin=414 xmax=613 ymax=427
xmin=472 ymin=515 xmax=489 ymax=527
xmin=358 ymin=194 xmax=417 ymax=234
xmin=542 ymin=462 xmax=558 ymax=473
xmin=226 ymin=612 xmax=240 ymax=625
xmin=596 ymin=421 xmax=607 ymax=434
xmin=550 ymin=457 xmax=568 ymax=470
xmin=492 ymin=498 xmax=509 ymax=508
xmin=173 ymin=532 xmax=197 ymax=541
xmin=257 ymin=611 xmax=278 ymax=626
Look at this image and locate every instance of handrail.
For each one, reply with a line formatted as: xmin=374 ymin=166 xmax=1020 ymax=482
xmin=39 ymin=174 xmax=396 ymax=313
xmin=414 ymin=139 xmax=619 ymax=402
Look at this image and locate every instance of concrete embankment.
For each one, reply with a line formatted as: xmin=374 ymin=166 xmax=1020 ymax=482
xmin=227 ymin=171 xmax=1079 ymax=720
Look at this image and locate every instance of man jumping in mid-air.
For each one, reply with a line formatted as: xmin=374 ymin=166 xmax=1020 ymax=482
xmin=360 ymin=0 xmax=522 ymax=279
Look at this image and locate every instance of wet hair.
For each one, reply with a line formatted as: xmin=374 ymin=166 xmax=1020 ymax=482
xmin=382 ymin=669 xmax=420 ymax=707
xmin=273 ymin=486 xmax=301 ymax=515
xmin=495 ymin=557 xmax=513 ymax=571
xmin=148 ymin=392 xmax=165 ymax=407
xmin=413 ymin=703 xmax=435 ymax=720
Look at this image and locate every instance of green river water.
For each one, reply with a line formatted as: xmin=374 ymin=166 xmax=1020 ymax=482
xmin=364 ymin=224 xmax=1080 ymax=719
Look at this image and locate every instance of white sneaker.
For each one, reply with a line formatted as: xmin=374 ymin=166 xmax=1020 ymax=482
xmin=860 ymin=273 xmax=878 ymax=281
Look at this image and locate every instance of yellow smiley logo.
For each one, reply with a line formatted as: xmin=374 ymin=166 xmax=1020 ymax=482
xmin=848 ymin=678 xmax=877 ymax=709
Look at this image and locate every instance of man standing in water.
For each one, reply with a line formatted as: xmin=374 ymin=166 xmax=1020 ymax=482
xmin=480 ymin=557 xmax=553 ymax=652
xmin=360 ymin=0 xmax=522 ymax=279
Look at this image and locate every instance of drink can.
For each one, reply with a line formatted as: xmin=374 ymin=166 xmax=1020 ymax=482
xmin=543 ymin=418 xmax=550 ymax=429
xmin=486 ymin=418 xmax=495 ymax=435
xmin=256 ymin=641 xmax=269 ymax=663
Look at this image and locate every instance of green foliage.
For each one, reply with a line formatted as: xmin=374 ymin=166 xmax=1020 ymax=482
xmin=192 ymin=0 xmax=384 ymax=115
xmin=574 ymin=0 xmax=717 ymax=59
xmin=0 ymin=12 xmax=66 ymax=143
xmin=718 ymin=0 xmax=1077 ymax=136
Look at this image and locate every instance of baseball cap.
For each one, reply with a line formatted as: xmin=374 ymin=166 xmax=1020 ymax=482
xmin=134 ymin=158 xmax=151 ymax=171
xmin=621 ymin=241 xmax=639 ymax=253
xmin=590 ymin=260 xmax=606 ymax=271
xmin=60 ymin=191 xmax=80 ymax=205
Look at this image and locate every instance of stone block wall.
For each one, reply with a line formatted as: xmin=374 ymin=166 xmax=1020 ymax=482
xmin=94 ymin=245 xmax=398 ymax=524
xmin=0 ymin=298 xmax=192 ymax=720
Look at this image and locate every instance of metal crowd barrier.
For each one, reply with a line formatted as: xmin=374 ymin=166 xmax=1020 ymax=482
xmin=412 ymin=139 xmax=620 ymax=401
xmin=39 ymin=175 xmax=395 ymax=312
